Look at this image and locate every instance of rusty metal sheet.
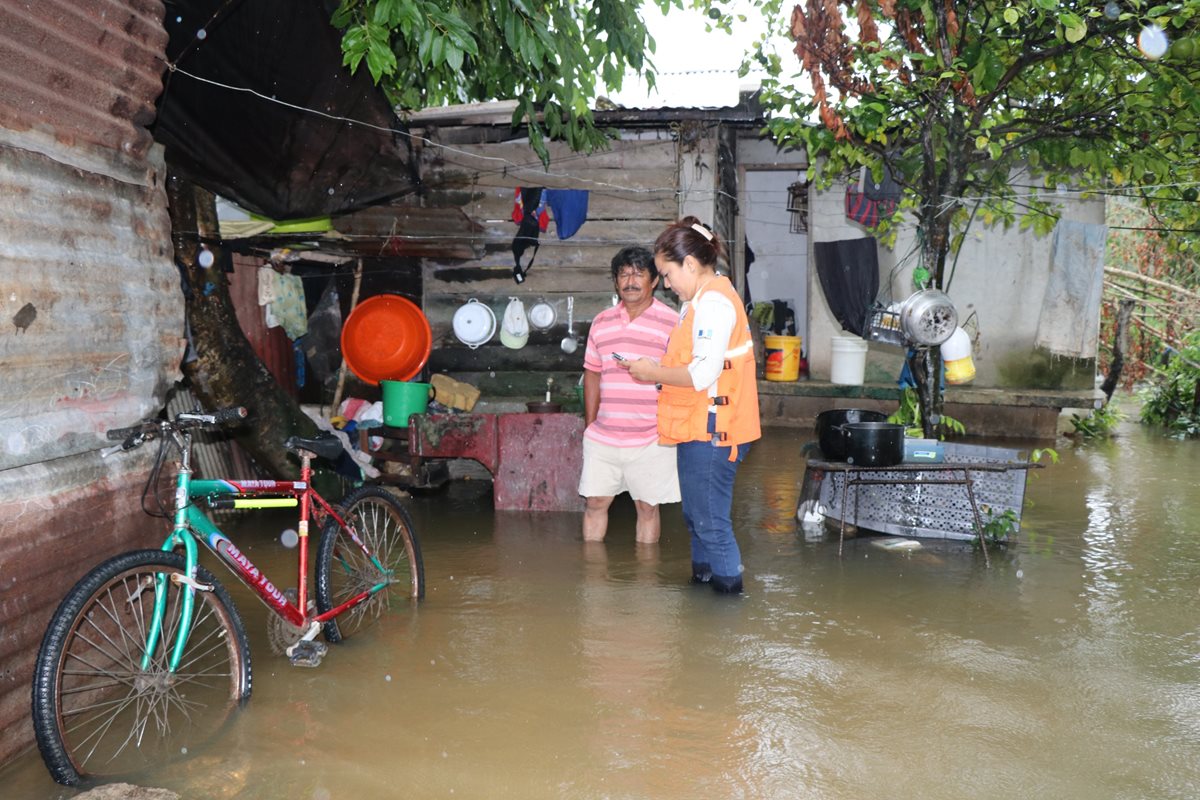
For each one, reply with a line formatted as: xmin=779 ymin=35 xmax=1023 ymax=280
xmin=0 ymin=145 xmax=181 ymax=471
xmin=495 ymin=413 xmax=584 ymax=512
xmin=0 ymin=450 xmax=170 ymax=767
xmin=0 ymin=0 xmax=167 ymax=185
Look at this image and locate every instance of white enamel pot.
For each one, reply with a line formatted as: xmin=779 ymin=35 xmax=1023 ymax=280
xmin=452 ymin=298 xmax=496 ymax=349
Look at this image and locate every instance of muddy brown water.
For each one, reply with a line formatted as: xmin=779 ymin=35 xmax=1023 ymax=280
xmin=4 ymin=421 xmax=1199 ymax=799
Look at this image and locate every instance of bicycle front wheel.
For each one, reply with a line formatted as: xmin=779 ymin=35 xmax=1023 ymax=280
xmin=32 ymin=549 xmax=252 ymax=786
xmin=316 ymin=486 xmax=424 ymax=643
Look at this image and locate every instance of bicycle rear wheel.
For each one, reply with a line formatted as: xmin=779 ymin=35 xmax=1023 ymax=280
xmin=316 ymin=486 xmax=424 ymax=643
xmin=32 ymin=549 xmax=252 ymax=786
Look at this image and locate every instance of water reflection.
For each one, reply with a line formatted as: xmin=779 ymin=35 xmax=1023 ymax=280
xmin=3 ymin=421 xmax=1199 ymax=799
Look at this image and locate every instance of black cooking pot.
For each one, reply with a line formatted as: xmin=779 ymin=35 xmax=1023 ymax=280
xmin=841 ymin=421 xmax=906 ymax=467
xmin=815 ymin=408 xmax=888 ymax=460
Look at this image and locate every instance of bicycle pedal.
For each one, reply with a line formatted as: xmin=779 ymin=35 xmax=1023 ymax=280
xmin=287 ymin=640 xmax=328 ymax=668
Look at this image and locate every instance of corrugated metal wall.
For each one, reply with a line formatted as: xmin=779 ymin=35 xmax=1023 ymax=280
xmin=0 ymin=0 xmax=180 ymax=768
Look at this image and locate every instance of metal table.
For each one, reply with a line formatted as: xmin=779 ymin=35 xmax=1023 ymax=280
xmin=802 ymin=456 xmax=1042 ymax=565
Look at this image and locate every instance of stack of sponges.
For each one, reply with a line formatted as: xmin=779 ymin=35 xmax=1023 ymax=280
xmin=431 ymin=374 xmax=481 ymax=412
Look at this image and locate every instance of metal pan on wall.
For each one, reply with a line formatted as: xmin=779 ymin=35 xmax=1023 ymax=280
xmin=452 ymin=298 xmax=496 ymax=349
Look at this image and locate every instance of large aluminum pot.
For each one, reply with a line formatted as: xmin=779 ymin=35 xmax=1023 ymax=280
xmin=815 ymin=408 xmax=888 ymax=460
xmin=841 ymin=421 xmax=906 ymax=467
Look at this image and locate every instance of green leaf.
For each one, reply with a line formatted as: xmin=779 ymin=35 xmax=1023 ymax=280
xmin=1064 ymin=20 xmax=1087 ymax=43
xmin=1003 ymin=7 xmax=1019 ymax=24
xmin=431 ymin=32 xmax=444 ymax=67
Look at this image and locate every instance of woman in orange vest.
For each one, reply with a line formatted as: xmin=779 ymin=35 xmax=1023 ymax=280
xmin=625 ymin=218 xmax=761 ymax=593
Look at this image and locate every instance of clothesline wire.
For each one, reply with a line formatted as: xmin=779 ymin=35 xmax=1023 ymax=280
xmin=162 ymin=68 xmax=1200 ymax=239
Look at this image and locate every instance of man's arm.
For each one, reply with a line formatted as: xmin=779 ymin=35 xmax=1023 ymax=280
xmin=583 ymin=368 xmax=601 ymax=427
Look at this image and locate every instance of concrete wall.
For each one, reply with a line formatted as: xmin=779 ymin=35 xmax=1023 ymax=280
xmin=806 ymin=173 xmax=1106 ymax=389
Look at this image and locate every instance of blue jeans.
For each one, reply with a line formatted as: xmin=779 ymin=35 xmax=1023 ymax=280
xmin=676 ymin=413 xmax=750 ymax=584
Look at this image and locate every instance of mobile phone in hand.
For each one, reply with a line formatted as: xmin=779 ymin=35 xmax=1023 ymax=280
xmin=611 ymin=353 xmax=628 ymax=362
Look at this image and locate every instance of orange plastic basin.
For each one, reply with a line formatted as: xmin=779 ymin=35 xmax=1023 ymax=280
xmin=340 ymin=294 xmax=432 ymax=384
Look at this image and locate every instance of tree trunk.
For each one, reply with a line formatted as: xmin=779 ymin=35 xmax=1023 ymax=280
xmin=166 ymin=172 xmax=318 ymax=478
xmin=917 ymin=206 xmax=955 ymax=439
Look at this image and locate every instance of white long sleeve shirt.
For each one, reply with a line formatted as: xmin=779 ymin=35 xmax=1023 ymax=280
xmin=683 ymin=288 xmax=737 ymax=398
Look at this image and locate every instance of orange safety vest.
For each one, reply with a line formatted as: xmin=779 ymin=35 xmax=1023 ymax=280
xmin=658 ymin=275 xmax=761 ymax=459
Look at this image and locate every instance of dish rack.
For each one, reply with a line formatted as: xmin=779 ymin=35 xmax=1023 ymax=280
xmin=864 ymin=303 xmax=906 ymax=347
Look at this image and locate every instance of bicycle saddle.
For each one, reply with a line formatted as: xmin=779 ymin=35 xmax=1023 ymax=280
xmin=284 ymin=433 xmax=344 ymax=462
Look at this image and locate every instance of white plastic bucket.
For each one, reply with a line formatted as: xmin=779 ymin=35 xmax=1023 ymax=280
xmin=830 ymin=334 xmax=869 ymax=385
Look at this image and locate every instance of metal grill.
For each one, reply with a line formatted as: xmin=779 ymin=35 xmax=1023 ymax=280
xmin=864 ymin=304 xmax=906 ymax=346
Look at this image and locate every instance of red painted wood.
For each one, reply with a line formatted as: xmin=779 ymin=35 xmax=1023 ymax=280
xmin=409 ymin=413 xmax=584 ymax=511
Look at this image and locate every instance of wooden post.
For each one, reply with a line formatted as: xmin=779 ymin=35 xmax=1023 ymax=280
xmin=1100 ymin=298 xmax=1134 ymax=403
xmin=331 ymin=259 xmax=364 ymax=415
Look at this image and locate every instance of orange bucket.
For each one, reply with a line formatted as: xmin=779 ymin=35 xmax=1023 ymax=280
xmin=340 ymin=295 xmax=432 ymax=384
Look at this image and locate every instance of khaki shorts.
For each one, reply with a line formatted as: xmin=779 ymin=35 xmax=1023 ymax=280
xmin=579 ymin=438 xmax=681 ymax=505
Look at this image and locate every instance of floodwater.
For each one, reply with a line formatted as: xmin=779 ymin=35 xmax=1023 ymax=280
xmin=5 ymin=419 xmax=1199 ymax=799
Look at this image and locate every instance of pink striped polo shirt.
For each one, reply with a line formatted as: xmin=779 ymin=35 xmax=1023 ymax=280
xmin=583 ymin=298 xmax=677 ymax=447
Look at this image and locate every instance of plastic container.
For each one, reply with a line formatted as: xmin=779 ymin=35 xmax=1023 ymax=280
xmin=340 ymin=295 xmax=432 ymax=385
xmin=764 ymin=335 xmax=803 ymax=381
xmin=381 ymin=380 xmax=434 ymax=428
xmin=940 ymin=326 xmax=976 ymax=384
xmin=830 ymin=334 xmax=869 ymax=385
xmin=903 ymin=438 xmax=945 ymax=463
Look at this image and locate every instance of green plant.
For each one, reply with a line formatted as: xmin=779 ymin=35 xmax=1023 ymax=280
xmin=1029 ymin=448 xmax=1059 ymax=465
xmin=979 ymin=506 xmax=1019 ymax=544
xmin=1069 ymin=402 xmax=1125 ymax=439
xmin=1139 ymin=332 xmax=1200 ymax=439
xmin=888 ymin=388 xmax=966 ymax=439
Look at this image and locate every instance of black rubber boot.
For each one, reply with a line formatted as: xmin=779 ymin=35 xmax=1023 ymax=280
xmin=711 ymin=574 xmax=743 ymax=594
xmin=690 ymin=562 xmax=713 ymax=584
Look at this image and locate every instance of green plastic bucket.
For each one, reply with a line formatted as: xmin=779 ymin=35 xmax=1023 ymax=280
xmin=381 ymin=380 xmax=433 ymax=428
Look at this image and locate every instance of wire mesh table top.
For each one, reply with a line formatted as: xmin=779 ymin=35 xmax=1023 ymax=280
xmin=807 ymin=459 xmax=1042 ymax=473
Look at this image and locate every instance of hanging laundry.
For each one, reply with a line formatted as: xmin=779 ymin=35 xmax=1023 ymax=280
xmin=259 ymin=267 xmax=308 ymax=340
xmin=511 ymin=187 xmax=549 ymax=230
xmin=511 ymin=186 xmax=547 ymax=283
xmin=543 ymin=189 xmax=589 ymax=239
xmin=845 ymin=165 xmax=901 ymax=228
xmin=1035 ymin=220 xmax=1107 ymax=358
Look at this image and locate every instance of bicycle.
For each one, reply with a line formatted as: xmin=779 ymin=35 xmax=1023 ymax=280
xmin=31 ymin=406 xmax=424 ymax=786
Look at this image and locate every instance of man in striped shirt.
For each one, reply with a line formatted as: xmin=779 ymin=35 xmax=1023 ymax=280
xmin=580 ymin=246 xmax=680 ymax=543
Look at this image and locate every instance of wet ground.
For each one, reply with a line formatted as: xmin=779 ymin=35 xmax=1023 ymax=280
xmin=4 ymin=418 xmax=1199 ymax=799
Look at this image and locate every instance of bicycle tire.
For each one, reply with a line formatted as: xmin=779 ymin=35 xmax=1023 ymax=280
xmin=32 ymin=549 xmax=252 ymax=786
xmin=316 ymin=486 xmax=424 ymax=643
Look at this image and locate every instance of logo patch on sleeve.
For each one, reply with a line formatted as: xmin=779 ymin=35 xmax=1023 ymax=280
xmin=696 ymin=328 xmax=713 ymax=340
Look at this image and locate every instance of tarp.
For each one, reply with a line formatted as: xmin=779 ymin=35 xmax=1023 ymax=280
xmin=153 ymin=0 xmax=416 ymax=219
xmin=813 ymin=237 xmax=880 ymax=336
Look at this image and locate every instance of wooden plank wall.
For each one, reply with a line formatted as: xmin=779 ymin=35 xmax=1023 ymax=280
xmin=414 ymin=133 xmax=687 ymax=399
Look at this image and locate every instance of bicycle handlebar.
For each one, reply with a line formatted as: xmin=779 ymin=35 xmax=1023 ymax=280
xmin=104 ymin=406 xmax=249 ymax=453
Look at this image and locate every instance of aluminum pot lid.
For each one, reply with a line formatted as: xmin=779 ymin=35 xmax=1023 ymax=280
xmin=452 ymin=299 xmax=496 ymax=348
xmin=528 ymin=300 xmax=557 ymax=331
